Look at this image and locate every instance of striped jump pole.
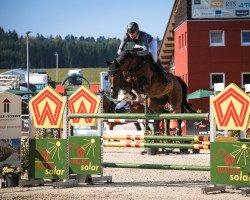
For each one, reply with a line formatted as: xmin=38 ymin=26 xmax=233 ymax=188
xmin=102 ymin=162 xmax=210 ymax=171
xmin=103 ymin=141 xmax=210 ymax=149
xmin=103 ymin=135 xmax=210 ymax=142
xmin=68 ymin=113 xmax=209 ymax=120
xmin=103 ymin=119 xmax=154 ymax=123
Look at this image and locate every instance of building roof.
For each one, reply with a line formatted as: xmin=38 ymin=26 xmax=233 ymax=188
xmin=6 ymin=89 xmax=35 ymax=96
xmin=0 ymin=68 xmax=27 ymax=82
xmin=159 ymin=0 xmax=180 ymax=69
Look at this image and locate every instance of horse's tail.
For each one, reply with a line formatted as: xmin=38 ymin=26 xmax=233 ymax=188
xmin=176 ymin=76 xmax=196 ymax=113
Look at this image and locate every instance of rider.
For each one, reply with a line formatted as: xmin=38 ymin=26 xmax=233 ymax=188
xmin=117 ymin=22 xmax=170 ymax=86
xmin=115 ymin=90 xmax=133 ymax=113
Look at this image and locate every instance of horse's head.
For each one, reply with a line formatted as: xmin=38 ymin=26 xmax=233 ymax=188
xmin=105 ymin=52 xmax=134 ymax=99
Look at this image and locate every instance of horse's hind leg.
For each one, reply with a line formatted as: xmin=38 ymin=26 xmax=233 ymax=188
xmin=177 ymin=120 xmax=189 ymax=154
xmin=134 ymin=123 xmax=142 ymax=131
xmin=177 ymin=120 xmax=182 ymax=136
xmin=166 ymin=120 xmax=170 ymax=136
xmin=153 ymin=120 xmax=160 ymax=132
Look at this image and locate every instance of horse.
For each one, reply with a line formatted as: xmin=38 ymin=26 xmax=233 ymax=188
xmin=102 ymin=94 xmax=146 ymax=131
xmin=106 ymin=50 xmax=196 ymax=135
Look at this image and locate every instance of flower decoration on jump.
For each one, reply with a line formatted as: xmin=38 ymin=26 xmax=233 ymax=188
xmin=1 ymin=164 xmax=21 ymax=176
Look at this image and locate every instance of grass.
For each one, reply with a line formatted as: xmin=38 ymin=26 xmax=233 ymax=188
xmin=0 ymin=68 xmax=108 ymax=85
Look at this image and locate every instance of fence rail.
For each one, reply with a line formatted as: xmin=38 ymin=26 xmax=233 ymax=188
xmin=68 ymin=113 xmax=209 ymax=120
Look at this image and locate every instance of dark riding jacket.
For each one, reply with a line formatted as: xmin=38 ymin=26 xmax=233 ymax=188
xmin=118 ymin=31 xmax=153 ymax=57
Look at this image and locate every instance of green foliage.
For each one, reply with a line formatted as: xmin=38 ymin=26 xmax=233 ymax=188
xmin=1 ymin=164 xmax=21 ymax=176
xmin=21 ymin=137 xmax=29 ymax=173
xmin=35 ymin=128 xmax=56 ymax=138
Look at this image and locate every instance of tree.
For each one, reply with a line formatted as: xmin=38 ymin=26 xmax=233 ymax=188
xmin=0 ymin=26 xmax=162 ymax=69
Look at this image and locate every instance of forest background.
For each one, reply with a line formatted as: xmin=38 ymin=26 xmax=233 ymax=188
xmin=0 ymin=27 xmax=162 ymax=70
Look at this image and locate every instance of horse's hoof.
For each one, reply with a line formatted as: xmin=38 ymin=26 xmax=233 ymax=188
xmin=179 ymin=149 xmax=190 ymax=154
xmin=140 ymin=150 xmax=147 ymax=155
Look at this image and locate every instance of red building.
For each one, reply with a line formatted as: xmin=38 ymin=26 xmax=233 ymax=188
xmin=160 ymin=0 xmax=250 ymax=112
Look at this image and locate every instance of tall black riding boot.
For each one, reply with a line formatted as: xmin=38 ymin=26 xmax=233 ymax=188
xmin=155 ymin=59 xmax=170 ymax=85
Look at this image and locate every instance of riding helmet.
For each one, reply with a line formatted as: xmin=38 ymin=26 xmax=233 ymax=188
xmin=127 ymin=22 xmax=139 ymax=33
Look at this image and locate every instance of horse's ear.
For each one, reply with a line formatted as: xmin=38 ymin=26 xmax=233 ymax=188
xmin=104 ymin=57 xmax=112 ymax=66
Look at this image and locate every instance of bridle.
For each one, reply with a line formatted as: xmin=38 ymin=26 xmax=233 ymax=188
xmin=108 ymin=58 xmax=128 ymax=94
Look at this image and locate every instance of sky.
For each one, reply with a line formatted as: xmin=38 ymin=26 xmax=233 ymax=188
xmin=0 ymin=0 xmax=175 ymax=40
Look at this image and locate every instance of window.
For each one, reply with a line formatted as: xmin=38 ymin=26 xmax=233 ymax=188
xmin=210 ymin=30 xmax=224 ymax=46
xmin=242 ymin=72 xmax=250 ymax=87
xmin=181 ymin=34 xmax=184 ymax=48
xmin=185 ymin=32 xmax=187 ymax=47
xmin=179 ymin=36 xmax=181 ymax=50
xmin=210 ymin=73 xmax=225 ymax=89
xmin=241 ymin=30 xmax=250 ymax=46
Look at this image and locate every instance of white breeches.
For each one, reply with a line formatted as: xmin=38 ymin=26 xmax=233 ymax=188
xmin=115 ymin=100 xmax=127 ymax=110
xmin=134 ymin=38 xmax=158 ymax=62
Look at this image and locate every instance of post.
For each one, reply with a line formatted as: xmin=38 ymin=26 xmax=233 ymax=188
xmin=26 ymin=31 xmax=31 ymax=103
xmin=209 ymin=95 xmax=216 ymax=142
xmin=55 ymin=52 xmax=59 ymax=82
xmin=144 ymin=98 xmax=148 ymax=131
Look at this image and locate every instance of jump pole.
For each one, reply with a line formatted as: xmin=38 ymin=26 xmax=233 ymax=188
xmin=103 ymin=141 xmax=210 ymax=149
xmin=102 ymin=162 xmax=210 ymax=171
xmin=103 ymin=119 xmax=154 ymax=123
xmin=103 ymin=135 xmax=210 ymax=142
xmin=68 ymin=113 xmax=209 ymax=120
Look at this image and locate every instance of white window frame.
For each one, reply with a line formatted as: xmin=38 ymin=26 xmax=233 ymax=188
xmin=210 ymin=30 xmax=225 ymax=46
xmin=241 ymin=30 xmax=250 ymax=46
xmin=241 ymin=72 xmax=250 ymax=88
xmin=210 ymin=73 xmax=225 ymax=89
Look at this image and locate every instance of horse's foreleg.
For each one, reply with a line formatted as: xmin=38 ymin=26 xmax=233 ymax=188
xmin=109 ymin=123 xmax=114 ymax=130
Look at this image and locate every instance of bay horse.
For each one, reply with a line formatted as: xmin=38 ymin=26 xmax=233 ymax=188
xmin=106 ymin=50 xmax=196 ymax=135
xmin=102 ymin=94 xmax=145 ymax=131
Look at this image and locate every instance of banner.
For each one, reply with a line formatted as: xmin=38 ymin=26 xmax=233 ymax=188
xmin=29 ymin=139 xmax=67 ymax=179
xmin=29 ymin=86 xmax=65 ymax=128
xmin=211 ymin=142 xmax=250 ymax=186
xmin=69 ymin=136 xmax=101 ymax=175
xmin=192 ymin=0 xmax=250 ymax=18
xmin=0 ymin=92 xmax=21 ymax=139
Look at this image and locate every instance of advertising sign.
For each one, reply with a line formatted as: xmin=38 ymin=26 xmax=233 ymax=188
xmin=29 ymin=139 xmax=67 ymax=179
xmin=192 ymin=0 xmax=250 ymax=18
xmin=211 ymin=83 xmax=250 ymax=130
xmin=211 ymin=142 xmax=250 ymax=186
xmin=30 ymin=86 xmax=65 ymax=128
xmin=69 ymin=136 xmax=101 ymax=174
xmin=100 ymin=72 xmax=111 ymax=93
xmin=0 ymin=139 xmax=21 ymax=168
xmin=21 ymin=115 xmax=29 ymax=133
xmin=0 ymin=92 xmax=21 ymax=139
xmin=68 ymin=86 xmax=100 ymax=126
